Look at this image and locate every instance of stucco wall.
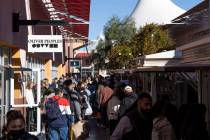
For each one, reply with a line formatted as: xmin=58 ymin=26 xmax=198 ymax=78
xmin=0 ymin=0 xmax=28 ymax=49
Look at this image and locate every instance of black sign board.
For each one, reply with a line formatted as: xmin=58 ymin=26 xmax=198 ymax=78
xmin=70 ymin=60 xmax=80 ymax=67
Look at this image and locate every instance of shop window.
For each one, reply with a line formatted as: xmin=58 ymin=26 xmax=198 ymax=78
xmin=51 ymin=64 xmax=57 ymax=79
xmin=34 ymin=59 xmax=37 ymax=68
xmin=41 ymin=69 xmax=45 ymax=80
xmin=38 ymin=59 xmax=41 ymax=68
xmin=30 ymin=57 xmax=33 ymax=68
xmin=35 ymin=59 xmax=38 ymax=68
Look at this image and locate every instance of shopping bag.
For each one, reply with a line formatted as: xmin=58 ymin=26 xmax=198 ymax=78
xmin=70 ymin=121 xmax=89 ymax=140
xmin=85 ymin=102 xmax=93 ymax=116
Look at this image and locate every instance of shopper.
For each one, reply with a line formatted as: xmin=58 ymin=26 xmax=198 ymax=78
xmin=63 ymin=79 xmax=82 ymax=122
xmin=179 ymin=104 xmax=209 ymax=140
xmin=50 ymin=78 xmax=58 ymax=89
xmin=77 ymin=82 xmax=89 ymax=120
xmin=118 ymin=86 xmax=138 ymax=118
xmin=41 ymin=78 xmax=50 ymax=98
xmin=111 ymin=93 xmax=153 ymax=140
xmin=46 ymin=88 xmax=73 ymax=140
xmin=152 ymin=100 xmax=176 ymax=140
xmin=0 ymin=110 xmax=38 ymax=140
xmin=99 ymin=80 xmax=114 ymax=127
xmin=107 ymin=83 xmax=121 ymax=135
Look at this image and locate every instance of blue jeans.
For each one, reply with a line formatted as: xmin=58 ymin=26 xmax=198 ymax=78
xmin=49 ymin=127 xmax=68 ymax=140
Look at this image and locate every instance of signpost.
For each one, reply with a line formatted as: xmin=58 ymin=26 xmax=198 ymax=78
xmin=70 ymin=60 xmax=80 ymax=67
xmin=28 ymin=35 xmax=63 ymax=53
xmin=65 ymin=57 xmax=82 ymax=79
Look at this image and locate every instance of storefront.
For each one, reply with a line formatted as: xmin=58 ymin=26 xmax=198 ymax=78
xmin=170 ymin=0 xmax=210 ymax=132
xmin=26 ymin=55 xmax=45 ymax=80
xmin=10 ymin=67 xmax=41 ymax=135
xmin=52 ymin=63 xmax=58 ymax=79
xmin=0 ymin=45 xmax=12 ymax=136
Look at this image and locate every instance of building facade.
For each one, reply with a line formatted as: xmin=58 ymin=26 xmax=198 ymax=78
xmin=0 ymin=0 xmax=90 ymax=135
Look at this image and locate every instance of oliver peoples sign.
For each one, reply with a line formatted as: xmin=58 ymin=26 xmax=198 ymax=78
xmin=28 ymin=35 xmax=63 ymax=52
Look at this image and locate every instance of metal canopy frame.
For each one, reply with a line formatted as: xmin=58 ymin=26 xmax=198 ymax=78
xmin=41 ymin=0 xmax=90 ymax=40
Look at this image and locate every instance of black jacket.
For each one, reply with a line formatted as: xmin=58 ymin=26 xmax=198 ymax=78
xmin=123 ymin=109 xmax=153 ymax=140
xmin=0 ymin=132 xmax=38 ymax=140
xmin=63 ymin=88 xmax=81 ymax=118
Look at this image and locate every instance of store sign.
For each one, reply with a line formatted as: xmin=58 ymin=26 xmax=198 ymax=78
xmin=70 ymin=60 xmax=80 ymax=67
xmin=28 ymin=35 xmax=63 ymax=52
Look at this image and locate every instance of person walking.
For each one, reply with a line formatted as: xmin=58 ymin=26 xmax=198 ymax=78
xmin=118 ymin=86 xmax=138 ymax=118
xmin=111 ymin=93 xmax=153 ymax=140
xmin=46 ymin=88 xmax=73 ymax=140
xmin=152 ymin=100 xmax=176 ymax=140
xmin=98 ymin=80 xmax=114 ymax=127
xmin=107 ymin=84 xmax=121 ymax=135
xmin=63 ymin=79 xmax=82 ymax=122
xmin=77 ymin=82 xmax=89 ymax=120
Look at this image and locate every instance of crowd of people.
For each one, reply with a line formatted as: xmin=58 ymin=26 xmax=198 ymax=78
xmin=0 ymin=74 xmax=209 ymax=140
xmin=95 ymin=75 xmax=210 ymax=140
xmin=40 ymin=75 xmax=94 ymax=140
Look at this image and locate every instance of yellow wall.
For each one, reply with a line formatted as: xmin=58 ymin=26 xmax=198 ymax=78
xmin=44 ymin=59 xmax=52 ymax=83
xmin=62 ymin=64 xmax=66 ymax=76
xmin=57 ymin=64 xmax=62 ymax=79
xmin=12 ymin=48 xmax=21 ymax=68
xmin=11 ymin=48 xmax=22 ymax=100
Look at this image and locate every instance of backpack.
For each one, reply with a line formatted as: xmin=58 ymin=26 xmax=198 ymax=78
xmin=69 ymin=90 xmax=80 ymax=113
xmin=45 ymin=97 xmax=62 ymax=120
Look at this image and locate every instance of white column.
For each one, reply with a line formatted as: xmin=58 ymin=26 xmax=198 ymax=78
xmin=51 ymin=26 xmax=55 ymax=61
xmin=25 ymin=0 xmax=33 ymax=35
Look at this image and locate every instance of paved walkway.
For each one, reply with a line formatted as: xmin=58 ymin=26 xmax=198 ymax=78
xmin=86 ymin=119 xmax=110 ymax=140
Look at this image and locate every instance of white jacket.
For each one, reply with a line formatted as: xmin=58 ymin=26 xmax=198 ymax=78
xmin=107 ymin=96 xmax=121 ymax=120
xmin=152 ymin=117 xmax=176 ymax=140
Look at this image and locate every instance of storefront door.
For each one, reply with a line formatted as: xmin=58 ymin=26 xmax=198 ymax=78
xmin=0 ymin=67 xmax=10 ymax=137
xmin=11 ymin=68 xmax=41 ymax=135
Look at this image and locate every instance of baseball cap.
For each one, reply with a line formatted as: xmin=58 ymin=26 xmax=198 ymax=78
xmin=124 ymin=86 xmax=133 ymax=93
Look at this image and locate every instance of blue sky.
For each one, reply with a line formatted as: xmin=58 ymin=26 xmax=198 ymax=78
xmin=89 ymin=0 xmax=203 ymax=40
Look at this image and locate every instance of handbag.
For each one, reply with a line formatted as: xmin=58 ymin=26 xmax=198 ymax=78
xmin=70 ymin=121 xmax=89 ymax=140
xmin=85 ymin=101 xmax=93 ymax=116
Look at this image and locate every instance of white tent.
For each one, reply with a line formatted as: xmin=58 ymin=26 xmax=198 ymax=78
xmin=131 ymin=0 xmax=186 ymax=28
